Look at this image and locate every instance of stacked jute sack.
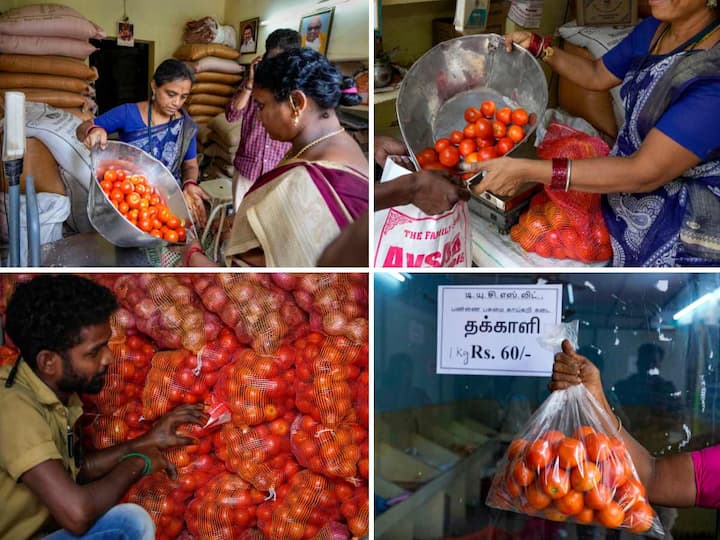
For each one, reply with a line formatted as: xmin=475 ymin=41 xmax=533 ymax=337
xmin=0 ymin=3 xmax=104 ymax=120
xmin=198 ymin=112 xmax=242 ymax=179
xmin=174 ymin=42 xmax=243 ymax=128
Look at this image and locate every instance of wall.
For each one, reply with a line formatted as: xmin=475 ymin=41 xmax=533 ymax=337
xmin=0 ymin=0 xmax=226 ymax=70
xmin=224 ymin=0 xmax=369 ymax=63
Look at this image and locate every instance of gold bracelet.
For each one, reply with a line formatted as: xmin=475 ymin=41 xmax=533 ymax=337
xmin=615 ymin=414 xmax=622 ymax=434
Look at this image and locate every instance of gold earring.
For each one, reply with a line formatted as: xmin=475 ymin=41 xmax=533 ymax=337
xmin=292 ymin=114 xmax=300 ymax=126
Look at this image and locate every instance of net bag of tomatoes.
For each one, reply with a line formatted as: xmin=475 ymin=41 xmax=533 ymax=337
xmin=185 ymin=472 xmax=264 ymax=539
xmin=257 ymin=470 xmax=342 ymax=540
xmin=127 ymin=473 xmax=192 ymax=540
xmin=192 ymin=273 xmax=308 ymax=356
xmin=213 ymin=418 xmax=299 ymax=498
xmin=212 ymin=345 xmax=296 ymax=427
xmin=141 ymin=330 xmax=236 ymax=421
xmin=313 ymin=521 xmax=351 ymax=540
xmin=509 ymin=124 xmax=613 ymax=263
xmin=486 ymin=383 xmax=664 ymax=536
xmin=80 ymin=401 xmax=149 ymax=450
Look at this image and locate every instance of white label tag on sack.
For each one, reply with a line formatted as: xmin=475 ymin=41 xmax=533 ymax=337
xmin=436 ymin=284 xmax=563 ymax=376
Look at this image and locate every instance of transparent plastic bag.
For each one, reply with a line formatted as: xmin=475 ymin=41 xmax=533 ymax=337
xmin=486 ymin=322 xmax=664 ymax=536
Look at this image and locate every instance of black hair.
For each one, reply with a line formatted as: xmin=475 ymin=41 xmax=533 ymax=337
xmin=637 ymin=343 xmax=664 ymax=372
xmin=265 ymin=28 xmax=301 ymax=51
xmin=153 ymin=58 xmax=195 ymax=87
xmin=254 ymin=48 xmax=361 ymax=109
xmin=4 ymin=275 xmax=118 ymax=378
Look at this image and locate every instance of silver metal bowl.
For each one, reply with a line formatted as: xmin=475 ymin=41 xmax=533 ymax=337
xmin=397 ymin=34 xmax=548 ymax=170
xmin=87 ymin=141 xmax=195 ymax=248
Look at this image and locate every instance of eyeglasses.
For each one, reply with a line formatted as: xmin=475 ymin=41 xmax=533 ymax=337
xmin=307 ymin=25 xmax=322 ymax=31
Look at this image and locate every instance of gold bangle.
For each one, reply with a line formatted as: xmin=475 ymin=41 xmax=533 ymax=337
xmin=615 ymin=414 xmax=622 ymax=434
xmin=542 ymin=45 xmax=555 ymax=62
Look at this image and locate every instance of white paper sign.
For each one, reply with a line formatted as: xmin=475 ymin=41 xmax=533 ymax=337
xmin=436 ymin=284 xmax=563 ymax=376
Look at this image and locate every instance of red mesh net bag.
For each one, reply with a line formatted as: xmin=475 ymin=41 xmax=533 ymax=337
xmin=127 ymin=473 xmax=192 ymax=540
xmin=192 ymin=273 xmax=307 ymax=355
xmin=214 ymin=418 xmax=299 ymax=496
xmin=0 ymin=273 xmax=34 ymax=315
xmin=294 ymin=333 xmax=367 ymax=427
xmin=509 ymin=123 xmax=612 ymax=263
xmin=353 ymin=368 xmax=369 ymax=430
xmin=338 ymin=485 xmax=368 ymax=539
xmin=258 ymin=471 xmax=342 ymax=540
xmin=291 ymin=415 xmax=364 ymax=482
xmin=213 ymin=345 xmax=295 ymax=426
xmin=238 ymin=530 xmax=265 ymax=540
xmin=86 ymin=333 xmax=155 ymax=415
xmin=0 ymin=344 xmax=19 ymax=367
xmin=293 ymin=274 xmax=368 ymax=344
xmin=142 ymin=331 xmax=236 ymax=420
xmin=186 ymin=472 xmax=264 ymax=540
xmin=81 ymin=401 xmax=148 ymax=450
xmin=112 ymin=274 xmax=221 ymax=353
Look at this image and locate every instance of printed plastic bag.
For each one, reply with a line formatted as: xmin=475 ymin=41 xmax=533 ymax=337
xmin=486 ymin=324 xmax=664 ymax=536
xmin=374 ymin=156 xmax=471 ymax=267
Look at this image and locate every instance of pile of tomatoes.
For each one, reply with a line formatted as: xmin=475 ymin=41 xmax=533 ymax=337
xmin=97 ymin=167 xmax=187 ymax=243
xmin=127 ymin=474 xmax=191 ymax=540
xmin=489 ymin=426 xmax=657 ymax=533
xmin=510 ymin=192 xmax=612 ymax=262
xmin=84 ymin=401 xmax=148 ymax=450
xmin=415 ymin=100 xmax=530 ymax=171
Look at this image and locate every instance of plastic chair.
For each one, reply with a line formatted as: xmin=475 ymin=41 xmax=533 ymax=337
xmin=200 ymin=177 xmax=233 ymax=262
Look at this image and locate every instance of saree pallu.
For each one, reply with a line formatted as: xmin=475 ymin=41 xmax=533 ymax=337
xmin=224 ymin=160 xmax=368 ymax=267
xmin=120 ymin=109 xmax=197 ymax=183
xmin=602 ymin=46 xmax=720 ymax=266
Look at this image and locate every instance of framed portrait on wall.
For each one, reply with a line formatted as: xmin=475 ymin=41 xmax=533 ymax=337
xmin=239 ymin=17 xmax=259 ymax=54
xmin=299 ymin=8 xmax=334 ymax=56
xmin=117 ymin=20 xmax=134 ymax=47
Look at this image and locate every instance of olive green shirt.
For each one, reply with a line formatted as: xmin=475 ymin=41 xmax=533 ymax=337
xmin=0 ymin=362 xmax=83 ymax=539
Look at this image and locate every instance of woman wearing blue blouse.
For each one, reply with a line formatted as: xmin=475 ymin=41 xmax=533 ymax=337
xmin=464 ymin=0 xmax=720 ymax=267
xmin=76 ymin=59 xmax=208 ymax=226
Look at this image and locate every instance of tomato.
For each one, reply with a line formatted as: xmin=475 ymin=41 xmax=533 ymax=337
xmin=525 ymin=481 xmax=551 ymax=510
xmin=559 ymin=228 xmax=580 ymax=251
xmin=508 ymin=124 xmax=525 ymax=143
xmin=449 ymin=130 xmax=464 ymax=144
xmin=576 ymin=239 xmax=597 ymax=263
xmin=556 ymin=438 xmax=586 ymax=469
xmin=458 ymin=138 xmax=476 ymax=157
xmin=540 ymin=467 xmax=569 ymax=499
xmin=585 ymin=432 xmax=611 ymax=462
xmin=104 ymin=169 xmax=118 ymax=183
xmin=478 ymin=146 xmax=498 ymax=161
xmin=584 ymin=483 xmax=613 ymax=510
xmin=506 ymin=472 xmax=523 ymax=497
xmin=546 ymin=205 xmax=571 ymax=229
xmin=492 ymin=120 xmax=507 ymax=139
xmin=157 ymin=206 xmax=171 ymax=224
xmin=574 ymin=425 xmax=596 ymax=440
xmin=615 ymin=477 xmax=644 ymax=510
xmin=463 ymin=122 xmax=479 ymax=139
xmin=543 ymin=430 xmax=566 ymax=448
xmin=480 ymin=100 xmax=496 ymax=118
xmin=512 ymin=459 xmax=535 ymax=487
xmin=526 ymin=439 xmax=553 ymax=469
xmin=163 ymin=229 xmax=179 ymax=243
xmin=475 ymin=118 xmax=493 ymax=139
xmin=507 ymin=439 xmax=528 ymax=460
xmin=465 ymin=152 xmax=479 ymax=164
xmin=496 ymin=137 xmax=514 ymax=155
xmin=119 ymin=180 xmax=133 ymax=194
xmin=177 ymin=228 xmax=187 ymax=242
xmin=596 ymin=500 xmax=625 ymax=529
xmin=544 ymin=507 xmax=568 ymax=522
xmin=166 ymin=215 xmax=181 ymax=229
xmin=496 ymin=107 xmax=512 ymax=125
xmin=110 ymin=188 xmax=125 ymax=203
xmin=534 ymin=239 xmax=552 ymax=258
xmin=602 ymin=455 xmax=629 ymax=488
xmin=624 ymin=501 xmax=654 ymax=533
xmin=434 ymin=138 xmax=451 ymax=153
xmin=511 ymin=108 xmax=529 ymax=126
xmin=417 ymin=147 xmax=438 ymax=167
xmin=465 ymin=106 xmax=482 ymax=123
xmin=555 ymin=489 xmax=584 ymax=515
xmin=100 ymin=179 xmax=113 ymax=193
xmin=576 ymin=506 xmax=594 ymax=524
xmin=597 ymin=244 xmax=613 ymax=261
xmin=125 ymin=192 xmax=141 ymax=209
xmin=570 ymin=460 xmax=601 ymax=492
xmin=439 ymin=146 xmax=460 ymax=167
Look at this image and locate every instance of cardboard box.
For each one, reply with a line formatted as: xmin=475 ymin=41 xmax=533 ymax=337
xmin=577 ymin=0 xmax=638 ymax=26
xmin=433 ymin=0 xmax=509 ymax=45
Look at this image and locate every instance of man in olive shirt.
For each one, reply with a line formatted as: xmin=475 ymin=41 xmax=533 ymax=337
xmin=0 ymin=275 xmax=206 ymax=539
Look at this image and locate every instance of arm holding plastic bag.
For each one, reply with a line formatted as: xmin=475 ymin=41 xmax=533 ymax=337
xmin=550 ymin=340 xmax=710 ymax=509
